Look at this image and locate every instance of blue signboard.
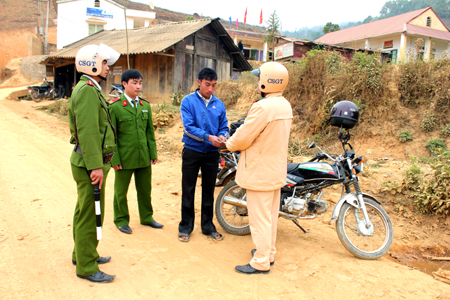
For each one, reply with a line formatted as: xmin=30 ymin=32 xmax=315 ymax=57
xmin=86 ymin=7 xmax=113 ymax=19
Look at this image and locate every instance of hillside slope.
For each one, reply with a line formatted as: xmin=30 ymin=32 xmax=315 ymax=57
xmin=0 ymin=0 xmax=57 ymax=31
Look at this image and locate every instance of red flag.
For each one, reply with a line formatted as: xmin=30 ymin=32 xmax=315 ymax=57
xmin=244 ymin=7 xmax=247 ymax=24
xmin=236 ymin=18 xmax=238 ymax=27
xmin=259 ymin=9 xmax=263 ymax=24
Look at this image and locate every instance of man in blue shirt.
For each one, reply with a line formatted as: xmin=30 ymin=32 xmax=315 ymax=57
xmin=178 ymin=68 xmax=228 ymax=242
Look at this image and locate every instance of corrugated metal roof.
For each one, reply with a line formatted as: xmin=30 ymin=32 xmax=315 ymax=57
xmin=42 ymin=18 xmax=252 ymax=71
xmin=208 ymin=20 xmax=252 ymax=71
xmin=315 ymin=7 xmax=445 ymax=44
xmin=277 ymin=36 xmax=312 ymax=45
xmin=276 ymin=35 xmax=369 ymax=53
xmin=48 ymin=19 xmax=213 ymax=57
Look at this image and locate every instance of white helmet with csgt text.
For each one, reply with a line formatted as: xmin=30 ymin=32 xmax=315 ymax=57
xmin=75 ymin=43 xmax=120 ymax=76
xmin=251 ymin=61 xmax=289 ymax=94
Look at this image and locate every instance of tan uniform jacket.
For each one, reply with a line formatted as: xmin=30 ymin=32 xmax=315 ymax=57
xmin=226 ymin=92 xmax=293 ymax=191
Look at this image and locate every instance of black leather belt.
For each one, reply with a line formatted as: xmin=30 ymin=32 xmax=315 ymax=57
xmin=102 ymin=153 xmax=114 ymax=164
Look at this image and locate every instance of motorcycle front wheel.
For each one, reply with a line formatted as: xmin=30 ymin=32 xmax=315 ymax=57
xmin=30 ymin=90 xmax=42 ymax=102
xmin=336 ymin=197 xmax=393 ymax=260
xmin=215 ymin=181 xmax=250 ymax=235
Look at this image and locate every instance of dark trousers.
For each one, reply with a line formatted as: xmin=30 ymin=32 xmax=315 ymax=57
xmin=179 ymin=147 xmax=219 ymax=235
xmin=59 ymin=84 xmax=66 ymax=98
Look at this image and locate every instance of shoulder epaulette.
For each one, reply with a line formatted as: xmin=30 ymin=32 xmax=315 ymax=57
xmin=87 ymin=80 xmax=94 ymax=86
xmin=138 ymin=96 xmax=149 ymax=104
xmin=111 ymin=97 xmax=120 ymax=103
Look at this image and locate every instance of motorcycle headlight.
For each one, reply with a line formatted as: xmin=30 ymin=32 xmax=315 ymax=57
xmin=353 ymin=163 xmax=363 ymax=174
xmin=353 ymin=156 xmax=365 ymax=165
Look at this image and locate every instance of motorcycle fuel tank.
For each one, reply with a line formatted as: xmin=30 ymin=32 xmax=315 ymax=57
xmin=290 ymin=162 xmax=340 ymax=181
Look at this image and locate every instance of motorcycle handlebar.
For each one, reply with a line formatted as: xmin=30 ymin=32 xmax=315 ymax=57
xmin=308 ymin=153 xmax=326 ymax=162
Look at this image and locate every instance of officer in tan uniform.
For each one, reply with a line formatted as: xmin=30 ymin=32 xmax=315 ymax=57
xmin=69 ymin=44 xmax=120 ymax=283
xmin=109 ymin=69 xmax=163 ymax=234
xmin=226 ymin=62 xmax=293 ymax=274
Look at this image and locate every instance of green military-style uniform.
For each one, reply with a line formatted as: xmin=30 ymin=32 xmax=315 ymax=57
xmin=69 ymin=75 xmax=116 ymax=276
xmin=109 ymin=93 xmax=157 ymax=227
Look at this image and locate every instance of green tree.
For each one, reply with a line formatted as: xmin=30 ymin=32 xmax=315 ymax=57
xmin=379 ymin=0 xmax=450 ymax=19
xmin=185 ymin=16 xmax=194 ymax=21
xmin=323 ymin=22 xmax=340 ymax=34
xmin=265 ymin=10 xmax=280 ymax=61
xmin=363 ymin=15 xmax=376 ymax=23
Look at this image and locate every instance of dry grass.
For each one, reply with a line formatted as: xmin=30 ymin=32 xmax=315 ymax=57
xmin=283 ymin=50 xmax=396 ymax=140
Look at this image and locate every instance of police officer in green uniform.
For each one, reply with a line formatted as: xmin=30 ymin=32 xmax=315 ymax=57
xmin=69 ymin=43 xmax=120 ymax=283
xmin=109 ymin=69 xmax=163 ymax=234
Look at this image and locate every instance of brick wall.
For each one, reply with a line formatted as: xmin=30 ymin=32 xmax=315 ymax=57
xmin=0 ymin=26 xmax=57 ymax=74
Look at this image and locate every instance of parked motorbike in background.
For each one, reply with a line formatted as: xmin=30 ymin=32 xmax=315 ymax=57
xmin=108 ymin=83 xmax=124 ymax=101
xmin=27 ymin=78 xmax=58 ymax=102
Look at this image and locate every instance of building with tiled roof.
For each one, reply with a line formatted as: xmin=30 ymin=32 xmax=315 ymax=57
xmin=315 ymin=6 xmax=450 ymax=62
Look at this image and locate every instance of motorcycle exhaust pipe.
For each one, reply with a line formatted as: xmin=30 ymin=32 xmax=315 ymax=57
xmin=224 ymin=196 xmax=316 ymax=220
xmin=223 ymin=196 xmax=247 ymax=208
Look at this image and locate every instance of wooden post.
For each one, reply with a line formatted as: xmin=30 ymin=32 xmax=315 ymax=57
xmin=124 ymin=8 xmax=130 ymax=69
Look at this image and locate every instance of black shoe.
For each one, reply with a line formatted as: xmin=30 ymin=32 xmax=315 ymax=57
xmin=118 ymin=225 xmax=132 ymax=234
xmin=72 ymin=256 xmax=111 ymax=266
xmin=235 ymin=264 xmax=270 ymax=275
xmin=251 ymin=249 xmax=275 ymax=266
xmin=77 ymin=270 xmax=115 ymax=283
xmin=143 ymin=221 xmax=164 ymax=229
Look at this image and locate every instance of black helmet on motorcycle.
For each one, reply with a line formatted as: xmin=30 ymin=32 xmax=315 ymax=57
xmin=329 ymin=101 xmax=359 ymax=129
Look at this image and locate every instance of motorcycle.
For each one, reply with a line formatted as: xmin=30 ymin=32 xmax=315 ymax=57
xmin=108 ymin=83 xmax=124 ymax=101
xmin=27 ymin=78 xmax=58 ymax=102
xmin=215 ymin=118 xmax=244 ymax=187
xmin=216 ymin=150 xmax=239 ymax=187
xmin=215 ymin=129 xmax=393 ymax=260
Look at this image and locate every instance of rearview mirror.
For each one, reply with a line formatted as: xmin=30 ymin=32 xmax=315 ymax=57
xmin=308 ymin=141 xmax=316 ymax=149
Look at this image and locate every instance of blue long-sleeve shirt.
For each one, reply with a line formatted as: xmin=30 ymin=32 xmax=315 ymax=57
xmin=180 ymin=89 xmax=229 ymax=153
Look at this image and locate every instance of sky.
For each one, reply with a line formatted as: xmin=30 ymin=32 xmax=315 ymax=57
xmin=133 ymin=0 xmax=390 ymax=31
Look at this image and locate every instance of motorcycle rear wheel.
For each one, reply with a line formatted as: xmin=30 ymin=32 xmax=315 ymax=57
xmin=50 ymin=88 xmax=59 ymax=100
xmin=30 ymin=90 xmax=42 ymax=102
xmin=215 ymin=181 xmax=250 ymax=235
xmin=336 ymin=197 xmax=393 ymax=259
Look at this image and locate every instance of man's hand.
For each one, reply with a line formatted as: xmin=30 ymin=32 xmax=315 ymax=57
xmin=208 ymin=135 xmax=224 ymax=147
xmin=113 ymin=165 xmax=122 ymax=171
xmin=151 ymin=159 xmax=158 ymax=165
xmin=90 ymin=168 xmax=104 ymax=189
xmin=218 ymin=136 xmax=228 ymax=143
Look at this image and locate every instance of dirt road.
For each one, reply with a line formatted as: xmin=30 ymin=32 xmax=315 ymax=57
xmin=0 ymin=86 xmax=449 ymax=299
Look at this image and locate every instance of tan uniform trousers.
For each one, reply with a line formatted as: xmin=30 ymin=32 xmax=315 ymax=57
xmin=247 ymin=188 xmax=281 ymax=271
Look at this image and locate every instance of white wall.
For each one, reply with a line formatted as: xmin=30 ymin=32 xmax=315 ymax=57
xmin=431 ymin=40 xmax=450 ymax=58
xmin=57 ymin=0 xmax=155 ymax=49
xmin=337 ymin=33 xmax=450 ymax=61
xmin=367 ymin=35 xmax=401 ymax=51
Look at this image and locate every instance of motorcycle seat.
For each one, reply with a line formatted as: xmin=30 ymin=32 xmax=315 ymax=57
xmin=287 ymin=163 xmax=299 ymax=172
xmin=112 ymin=83 xmax=123 ymax=88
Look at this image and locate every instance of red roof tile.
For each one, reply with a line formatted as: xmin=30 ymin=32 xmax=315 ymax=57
xmin=406 ymin=23 xmax=450 ymax=40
